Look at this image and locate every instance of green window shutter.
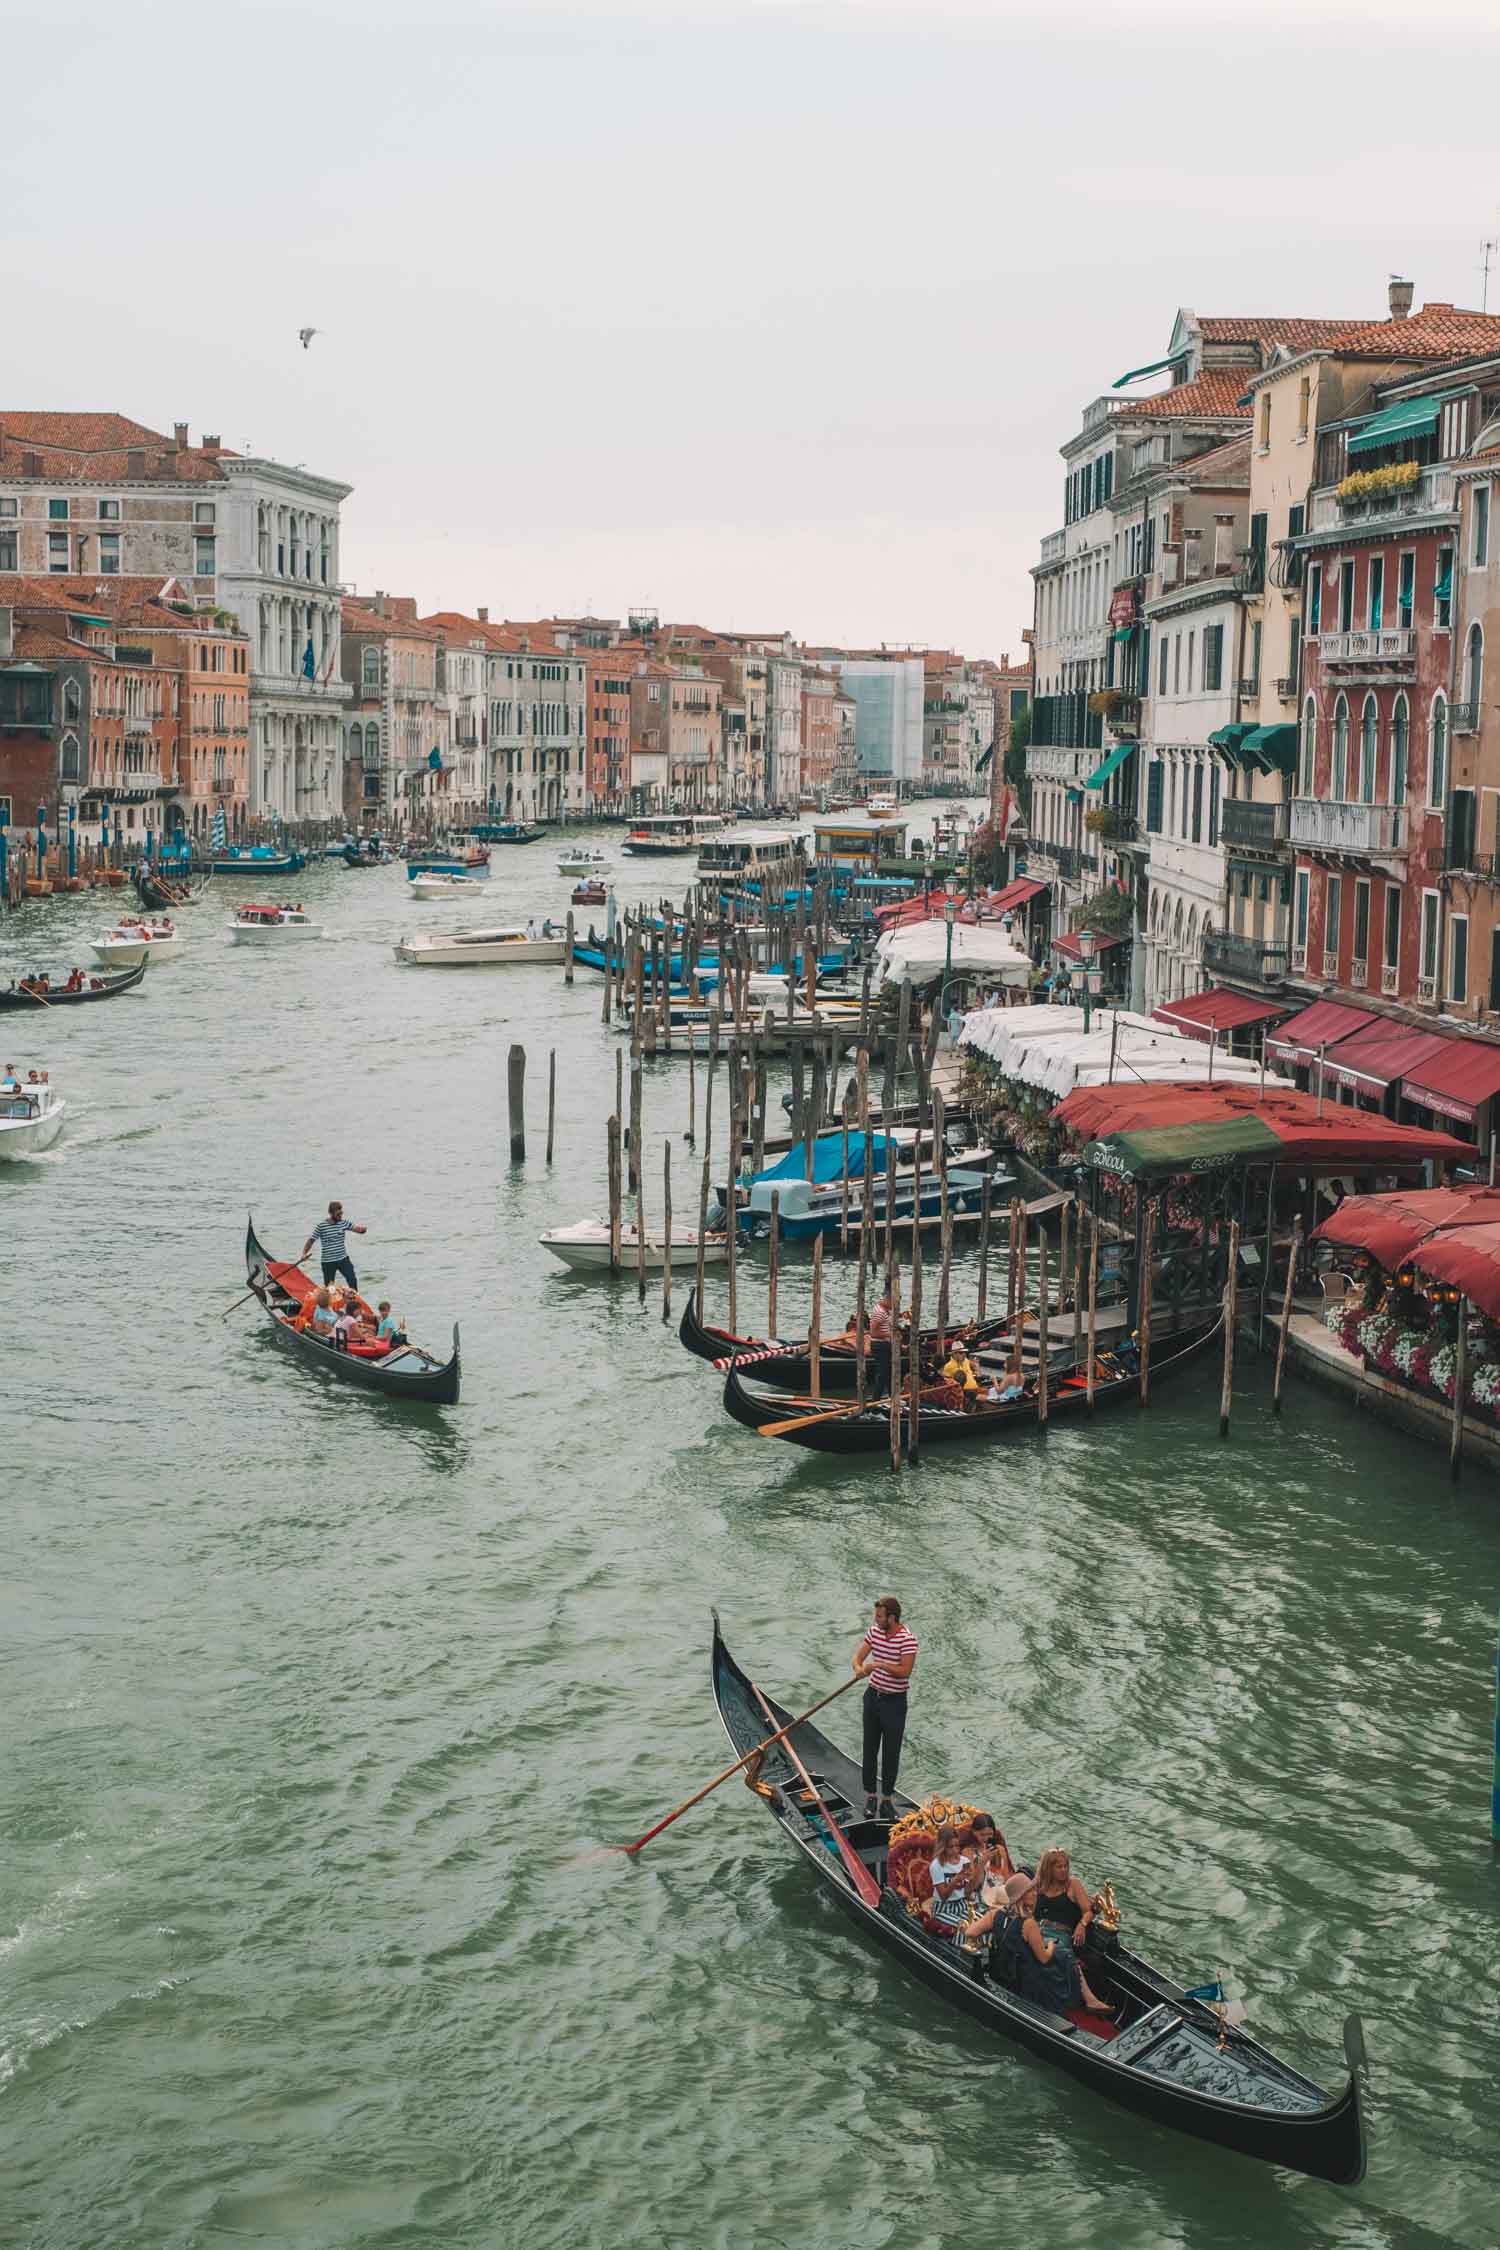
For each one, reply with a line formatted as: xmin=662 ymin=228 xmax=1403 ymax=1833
xmin=1146 ymin=760 xmax=1164 ymax=833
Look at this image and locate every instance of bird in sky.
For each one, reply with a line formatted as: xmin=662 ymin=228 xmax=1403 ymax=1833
xmin=298 ymin=327 xmax=320 ymax=351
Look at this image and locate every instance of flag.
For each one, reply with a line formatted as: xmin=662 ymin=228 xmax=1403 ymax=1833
xmin=211 ymin=805 xmax=227 ymax=852
xmin=302 ymin=638 xmax=316 ymax=680
xmin=1185 ymin=1976 xmax=1248 ymax=2026
xmin=428 ymin=747 xmax=443 ymax=771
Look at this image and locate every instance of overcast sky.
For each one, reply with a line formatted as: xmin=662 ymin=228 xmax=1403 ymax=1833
xmin=6 ymin=0 xmax=1500 ymax=657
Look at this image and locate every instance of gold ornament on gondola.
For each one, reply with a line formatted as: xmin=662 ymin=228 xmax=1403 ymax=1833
xmin=1090 ymin=1881 xmax=1121 ymax=1933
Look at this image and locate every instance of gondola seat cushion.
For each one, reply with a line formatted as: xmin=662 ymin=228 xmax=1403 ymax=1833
xmin=886 ymin=1830 xmax=937 ymax=1909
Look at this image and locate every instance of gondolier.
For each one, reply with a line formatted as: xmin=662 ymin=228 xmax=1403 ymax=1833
xmin=853 ymin=1595 xmax=917 ymax=1819
xmin=301 ymin=1200 xmax=367 ymax=1289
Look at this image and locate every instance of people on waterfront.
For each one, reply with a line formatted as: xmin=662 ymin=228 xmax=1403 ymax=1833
xmin=853 ymin=1594 xmax=918 ymax=1819
xmin=301 ymin=1200 xmax=367 ymax=1289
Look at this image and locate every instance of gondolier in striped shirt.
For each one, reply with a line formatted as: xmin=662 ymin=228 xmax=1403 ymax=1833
xmin=853 ymin=1595 xmax=918 ymax=1820
xmin=301 ymin=1200 xmax=367 ymax=1290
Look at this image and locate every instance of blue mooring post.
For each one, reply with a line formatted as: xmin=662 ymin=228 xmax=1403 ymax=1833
xmin=0 ymin=825 xmax=8 ymax=900
xmin=67 ymin=802 xmax=77 ymax=880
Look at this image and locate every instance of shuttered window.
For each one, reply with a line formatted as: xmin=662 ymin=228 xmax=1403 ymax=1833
xmin=1145 ymin=760 xmax=1164 ymax=833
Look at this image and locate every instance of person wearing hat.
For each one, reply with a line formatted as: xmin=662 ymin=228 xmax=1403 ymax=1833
xmin=996 ymin=1870 xmax=1113 ymax=2016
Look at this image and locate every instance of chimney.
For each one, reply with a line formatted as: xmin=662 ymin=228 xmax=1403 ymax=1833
xmin=477 ymin=606 xmax=489 ymax=624
xmin=1213 ymin=513 xmax=1235 ymax=572
xmin=127 ymin=449 xmax=145 ymax=478
xmin=373 ymin=590 xmax=386 ymax=617
xmin=1184 ymin=525 xmax=1204 ymax=580
xmin=174 ymin=422 xmax=189 ymax=450
xmin=202 ymin=434 xmax=221 ymax=454
xmin=21 ymin=450 xmax=40 ymax=477
xmin=1388 ymin=276 xmax=1414 ymax=322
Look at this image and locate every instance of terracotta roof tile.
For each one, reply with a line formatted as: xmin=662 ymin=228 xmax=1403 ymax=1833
xmin=344 ymin=599 xmax=442 ymax=643
xmin=1118 ymin=369 xmax=1255 ymax=421
xmin=1327 ymin=303 xmax=1500 ymax=359
xmin=0 ymin=411 xmax=229 ymax=483
xmin=1197 ymin=317 xmax=1370 ymax=348
xmin=1179 ymin=431 xmax=1254 ymax=484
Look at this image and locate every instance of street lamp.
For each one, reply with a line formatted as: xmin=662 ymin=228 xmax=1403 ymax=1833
xmin=1075 ymin=926 xmax=1103 ymax=1035
xmin=943 ymin=892 xmax=959 ymax=984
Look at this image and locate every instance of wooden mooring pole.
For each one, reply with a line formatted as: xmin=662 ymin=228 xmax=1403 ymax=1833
xmin=507 ymin=1043 xmax=526 ymax=1163
xmin=1219 ymin=1220 xmax=1240 ymax=1439
xmin=1273 ymin=1219 xmax=1302 ymax=1416
xmin=545 ymin=1048 xmax=556 ymax=1166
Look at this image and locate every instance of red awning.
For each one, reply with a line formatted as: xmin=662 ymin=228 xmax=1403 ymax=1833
xmin=988 ymin=875 xmax=1048 ymax=916
xmin=1312 ymin=1187 xmax=1500 ymax=1269
xmin=1265 ymin=999 xmax=1379 ymax=1067
xmin=1152 ymin=990 xmax=1288 ymax=1041
xmin=1414 ymin=1222 xmax=1500 ymax=1323
xmin=1400 ymin=1037 xmax=1500 ymax=1126
xmin=1319 ymin=1022 xmax=1450 ymax=1097
xmin=1053 ymin=1080 xmax=1471 ymax=1170
xmin=1052 ymin=929 xmax=1124 ymax=961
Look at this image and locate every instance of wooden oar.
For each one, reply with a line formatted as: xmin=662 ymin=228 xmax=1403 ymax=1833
xmin=748 ymin=1676 xmax=881 ymax=1908
xmin=19 ymin=985 xmax=53 ymax=1006
xmin=758 ymin=1382 xmax=949 ymax=1440
xmin=607 ymin=1671 xmax=862 ymax=1856
xmin=220 ymin=1257 xmax=305 ymax=1319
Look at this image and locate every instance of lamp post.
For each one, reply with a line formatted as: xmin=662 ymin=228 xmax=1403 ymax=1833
xmin=943 ymin=893 xmax=959 ymax=985
xmin=1076 ymin=926 xmax=1098 ymax=1035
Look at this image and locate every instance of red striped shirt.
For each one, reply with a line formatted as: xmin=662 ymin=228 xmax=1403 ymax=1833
xmin=862 ymin=1623 xmax=918 ymax=1694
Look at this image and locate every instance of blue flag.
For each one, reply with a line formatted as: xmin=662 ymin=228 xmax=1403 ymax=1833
xmin=302 ymin=638 xmax=316 ymax=680
xmin=428 ymin=746 xmax=442 ymax=771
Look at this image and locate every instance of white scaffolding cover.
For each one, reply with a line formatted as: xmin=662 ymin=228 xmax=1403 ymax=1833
xmin=958 ymin=1001 xmax=1293 ymax=1100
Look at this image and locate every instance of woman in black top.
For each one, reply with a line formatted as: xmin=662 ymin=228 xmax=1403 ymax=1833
xmin=1034 ymin=1846 xmax=1094 ymax=1947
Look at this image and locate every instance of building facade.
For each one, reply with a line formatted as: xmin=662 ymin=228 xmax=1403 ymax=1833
xmin=340 ymin=597 xmax=449 ymax=830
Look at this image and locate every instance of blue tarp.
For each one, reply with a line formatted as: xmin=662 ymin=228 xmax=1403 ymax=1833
xmin=755 ymin=1130 xmax=891 ymax=1187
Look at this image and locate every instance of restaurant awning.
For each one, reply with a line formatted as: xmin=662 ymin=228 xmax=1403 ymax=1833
xmin=1412 ymin=1223 xmax=1500 ymax=1323
xmin=988 ymin=875 xmax=1048 ymax=915
xmin=1400 ymin=1037 xmax=1500 ymax=1126
xmin=1319 ymin=1023 xmax=1449 ymax=1097
xmin=1152 ymin=990 xmax=1289 ymax=1040
xmin=1346 ymin=394 xmax=1443 ymax=456
xmin=1055 ymin=1081 xmax=1471 ymax=1180
xmin=1239 ymin=723 xmax=1298 ymax=771
xmin=1084 ymin=740 xmax=1136 ymax=789
xmin=1052 ymin=929 xmax=1125 ymax=961
xmin=1312 ymin=1187 xmax=1500 ymax=1270
xmin=1265 ymin=999 xmax=1379 ymax=1068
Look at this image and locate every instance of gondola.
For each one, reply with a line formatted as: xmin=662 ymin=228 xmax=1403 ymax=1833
xmin=0 ymin=959 xmax=148 ymax=1011
xmin=679 ymin=1287 xmax=1015 ymax=1396
xmin=134 ymin=863 xmax=207 ymax=911
xmin=243 ymin=1218 xmax=460 ymax=1405
xmin=721 ymin=1310 xmax=1222 ymax=1450
xmin=209 ymin=848 xmax=308 ymax=876
xmin=710 ymin=1619 xmax=1367 ymax=2185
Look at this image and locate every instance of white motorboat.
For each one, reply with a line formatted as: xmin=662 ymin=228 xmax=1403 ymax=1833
xmin=410 ymin=871 xmax=485 ymax=901
xmin=87 ymin=916 xmax=183 ymax=968
xmin=0 ymin=1074 xmax=65 ymax=1159
xmin=540 ymin=1218 xmax=728 ymax=1272
xmin=556 ymin=846 xmax=610 ymax=875
xmin=225 ymin=903 xmax=324 ymax=945
xmin=394 ymin=922 xmax=567 ymax=966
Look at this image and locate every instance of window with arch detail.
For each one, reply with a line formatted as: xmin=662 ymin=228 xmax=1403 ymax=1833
xmin=361 ymin=645 xmax=380 ymax=691
xmin=62 ymin=679 xmax=81 ymax=723
xmin=60 ymin=732 xmax=81 ymax=781
xmin=1359 ymin=695 xmax=1378 ymax=804
xmin=1332 ymin=695 xmax=1350 ymax=800
xmin=1429 ymin=695 xmax=1448 ymax=809
xmin=1464 ymin=623 xmax=1483 ymax=724
xmin=1391 ymin=695 xmax=1409 ymax=804
xmin=1299 ymin=696 xmax=1317 ymax=796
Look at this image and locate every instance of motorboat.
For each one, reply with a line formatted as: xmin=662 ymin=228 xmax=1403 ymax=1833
xmin=394 ymin=922 xmax=567 ymax=966
xmin=540 ymin=1218 xmax=728 ymax=1272
xmin=0 ymin=1073 xmax=65 ymax=1159
xmin=410 ymin=871 xmax=485 ymax=901
xmin=88 ymin=916 xmax=183 ymax=968
xmin=210 ymin=846 xmax=308 ymax=875
xmin=557 ymin=846 xmax=610 ymax=875
xmin=225 ymin=903 xmax=324 ymax=945
xmin=406 ymin=846 xmax=491 ymax=878
xmin=571 ymin=880 xmax=608 ymax=908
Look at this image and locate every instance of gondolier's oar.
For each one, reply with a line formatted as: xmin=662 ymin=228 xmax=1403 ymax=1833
xmin=747 ymin=1676 xmax=881 ymax=1908
xmin=603 ymin=1672 xmax=863 ymax=1857
xmin=758 ymin=1383 xmax=949 ymax=1440
xmin=220 ymin=1258 xmax=306 ymax=1319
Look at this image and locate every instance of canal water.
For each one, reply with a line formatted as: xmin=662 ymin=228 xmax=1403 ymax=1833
xmin=2 ymin=805 xmax=1497 ymax=2250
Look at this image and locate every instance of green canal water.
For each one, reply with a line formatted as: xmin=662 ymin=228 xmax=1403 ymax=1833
xmin=2 ymin=808 xmax=1498 ymax=2250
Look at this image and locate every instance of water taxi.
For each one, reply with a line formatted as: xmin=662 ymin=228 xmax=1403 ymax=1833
xmin=225 ymin=904 xmax=323 ymax=945
xmin=88 ymin=917 xmax=183 ymax=968
xmin=0 ymin=1072 xmax=65 ymax=1160
xmin=394 ymin=922 xmax=567 ymax=966
xmin=622 ymin=814 xmax=725 ymax=858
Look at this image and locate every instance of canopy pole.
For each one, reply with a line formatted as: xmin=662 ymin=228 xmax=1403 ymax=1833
xmin=1219 ymin=1220 xmax=1240 ymax=1439
xmin=1273 ymin=1219 xmax=1302 ymax=1415
xmin=1451 ymin=1294 xmax=1469 ymax=1484
xmin=1138 ymin=1199 xmax=1155 ymax=1407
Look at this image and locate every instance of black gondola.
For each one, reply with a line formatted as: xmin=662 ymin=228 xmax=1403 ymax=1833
xmin=720 ymin=1310 xmax=1221 ymax=1450
xmin=0 ymin=959 xmax=148 ymax=1012
xmin=244 ymin=1218 xmax=460 ymax=1406
xmin=710 ymin=1619 xmax=1367 ymax=2184
xmin=679 ymin=1287 xmax=1015 ymax=1396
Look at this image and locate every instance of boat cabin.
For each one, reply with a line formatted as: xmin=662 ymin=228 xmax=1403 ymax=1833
xmin=622 ymin=814 xmax=726 ymax=855
xmin=698 ymin=827 xmax=804 ymax=875
xmin=813 ymin=815 xmax=909 ymax=871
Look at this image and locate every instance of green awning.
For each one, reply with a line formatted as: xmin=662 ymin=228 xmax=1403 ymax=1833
xmin=1208 ymin=722 xmax=1252 ymax=753
xmin=1113 ymin=350 xmax=1190 ymax=389
xmin=1084 ymin=1114 xmax=1283 ymax=1181
xmin=1066 ymin=788 xmax=1084 ymax=805
xmin=1347 ymin=394 xmax=1442 ymax=456
xmin=1085 ymin=740 xmax=1137 ymax=789
xmin=1240 ymin=722 xmax=1298 ymax=771
xmin=1434 ymin=568 xmax=1453 ymax=603
xmin=1111 ymin=625 xmax=1134 ymax=643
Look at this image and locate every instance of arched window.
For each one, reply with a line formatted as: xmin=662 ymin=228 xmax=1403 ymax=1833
xmin=1359 ymin=694 xmax=1378 ymax=803
xmin=1299 ymin=695 xmax=1317 ymax=796
xmin=1332 ymin=695 xmax=1350 ymax=799
xmin=62 ymin=678 xmax=81 ymax=724
xmin=361 ymin=645 xmax=380 ymax=692
xmin=1429 ymin=694 xmax=1448 ymax=809
xmin=1466 ymin=622 xmax=1483 ymax=718
xmin=1391 ymin=695 xmax=1409 ymax=804
xmin=60 ymin=732 xmax=81 ymax=781
xmin=257 ymin=504 xmax=269 ymax=573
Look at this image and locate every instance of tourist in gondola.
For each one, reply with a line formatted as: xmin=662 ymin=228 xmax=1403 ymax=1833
xmin=927 ymin=1824 xmax=977 ymax=1934
xmin=376 ymin=1301 xmax=406 ymax=1345
xmin=865 ymin=1287 xmax=895 ymax=1393
xmin=301 ymin=1200 xmax=367 ymax=1289
xmin=853 ymin=1594 xmax=917 ymax=1819
xmin=998 ymin=1872 xmax=1113 ymax=2017
xmin=1033 ymin=1845 xmax=1096 ymax=1953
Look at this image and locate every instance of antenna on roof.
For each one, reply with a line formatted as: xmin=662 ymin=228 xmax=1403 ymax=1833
xmin=1483 ymin=238 xmax=1499 ymax=315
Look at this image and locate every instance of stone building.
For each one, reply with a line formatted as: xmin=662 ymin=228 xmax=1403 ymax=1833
xmin=340 ymin=596 xmax=448 ymax=830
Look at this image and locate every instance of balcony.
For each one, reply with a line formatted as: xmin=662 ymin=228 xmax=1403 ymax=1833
xmin=1234 ymin=547 xmax=1267 ymax=595
xmin=1028 ymin=838 xmax=1083 ymax=882
xmin=1220 ymin=798 xmax=1288 ymax=850
xmin=1317 ymin=627 xmax=1415 ymax=672
xmin=1288 ymin=797 xmax=1408 ymax=859
xmin=1084 ymin=805 xmax=1138 ymax=845
xmin=1027 ymin=745 xmax=1087 ymax=783
xmin=1444 ymin=845 xmax=1500 ymax=879
xmin=1274 ymin=675 xmax=1298 ymax=700
xmin=1030 ymin=692 xmax=1104 ymax=751
xmin=1039 ymin=529 xmax=1066 ymax=566
xmin=1202 ymin=929 xmax=1289 ymax=989
xmin=1308 ymin=463 xmax=1456 ymax=533
xmin=1450 ymin=701 xmax=1480 ymax=734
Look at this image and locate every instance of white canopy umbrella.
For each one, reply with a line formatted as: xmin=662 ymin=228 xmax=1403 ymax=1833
xmin=876 ymin=920 xmax=1032 ymax=990
xmin=959 ymin=1001 xmax=1292 ymax=1101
